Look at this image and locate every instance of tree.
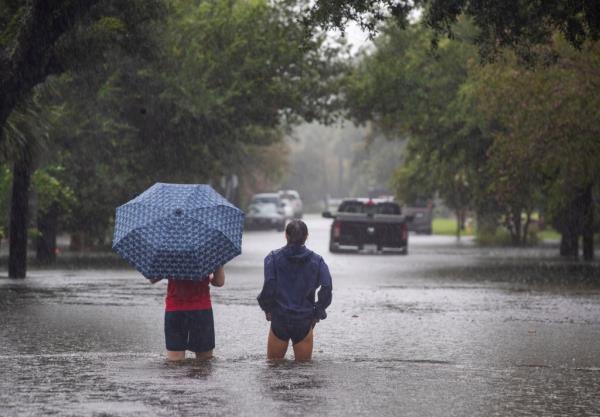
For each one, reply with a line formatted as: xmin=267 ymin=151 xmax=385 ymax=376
xmin=1 ymin=0 xmax=164 ymax=276
xmin=2 ymin=91 xmax=51 ymax=277
xmin=473 ymin=37 xmax=600 ymax=258
xmin=345 ymin=22 xmax=487 ymax=239
xmin=0 ymin=0 xmax=164 ymax=145
xmin=306 ymin=0 xmax=600 ymax=60
xmin=20 ymin=0 xmax=344 ymax=255
xmin=32 ymin=167 xmax=76 ymax=263
xmin=349 ymin=132 xmax=406 ymax=198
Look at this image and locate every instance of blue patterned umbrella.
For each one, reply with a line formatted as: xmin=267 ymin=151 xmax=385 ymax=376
xmin=112 ymin=183 xmax=244 ymax=280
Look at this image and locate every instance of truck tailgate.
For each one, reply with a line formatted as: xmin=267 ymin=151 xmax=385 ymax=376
xmin=334 ymin=214 xmax=407 ymax=248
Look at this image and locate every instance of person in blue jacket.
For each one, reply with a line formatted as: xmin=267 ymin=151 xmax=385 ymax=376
xmin=257 ymin=219 xmax=332 ymax=361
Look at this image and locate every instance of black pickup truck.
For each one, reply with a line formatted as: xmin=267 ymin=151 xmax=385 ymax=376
xmin=322 ymin=199 xmax=409 ymax=254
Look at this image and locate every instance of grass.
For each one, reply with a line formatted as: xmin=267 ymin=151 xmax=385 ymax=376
xmin=432 ymin=218 xmax=474 ymax=236
xmin=538 ymin=228 xmax=561 ymax=241
xmin=432 ymin=217 xmax=561 ymax=242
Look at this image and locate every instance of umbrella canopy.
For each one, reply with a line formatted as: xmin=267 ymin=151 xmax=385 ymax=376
xmin=112 ymin=183 xmax=244 ymax=280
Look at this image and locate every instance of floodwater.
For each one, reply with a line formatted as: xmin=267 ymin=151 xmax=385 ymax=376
xmin=1 ymin=215 xmax=599 ymax=416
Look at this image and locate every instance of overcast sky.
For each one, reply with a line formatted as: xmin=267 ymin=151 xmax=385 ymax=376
xmin=331 ymin=8 xmax=423 ymax=55
xmin=328 ymin=21 xmax=373 ymax=55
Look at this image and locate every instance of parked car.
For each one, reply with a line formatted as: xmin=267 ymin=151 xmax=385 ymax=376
xmin=403 ymin=204 xmax=433 ymax=235
xmin=278 ymin=189 xmax=303 ymax=218
xmin=246 ymin=193 xmax=286 ymax=231
xmin=323 ymin=197 xmax=343 ymax=216
xmin=323 ymin=198 xmax=409 ymax=254
xmin=280 ymin=199 xmax=294 ymax=219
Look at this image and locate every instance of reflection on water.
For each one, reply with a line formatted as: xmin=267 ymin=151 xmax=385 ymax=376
xmin=182 ymin=359 xmax=214 ymax=380
xmin=1 ymin=229 xmax=600 ymax=415
xmin=260 ymin=360 xmax=327 ymax=416
xmin=1 ymin=352 xmax=599 ymax=417
xmin=420 ymin=260 xmax=600 ymax=289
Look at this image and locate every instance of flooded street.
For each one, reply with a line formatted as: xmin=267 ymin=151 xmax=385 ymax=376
xmin=1 ymin=215 xmax=599 ymax=416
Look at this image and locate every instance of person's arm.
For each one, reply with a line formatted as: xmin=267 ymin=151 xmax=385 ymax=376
xmin=257 ymin=252 xmax=276 ymax=320
xmin=148 ymin=278 xmax=162 ymax=284
xmin=210 ymin=266 xmax=225 ymax=287
xmin=314 ymin=258 xmax=332 ymax=321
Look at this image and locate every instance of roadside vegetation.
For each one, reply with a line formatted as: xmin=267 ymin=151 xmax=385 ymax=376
xmin=0 ymin=0 xmax=344 ymax=277
xmin=433 ymin=217 xmax=563 ymax=245
xmin=432 ymin=218 xmax=472 ymax=237
xmin=343 ymin=22 xmax=599 ymax=259
xmin=1 ymin=1 xmax=599 ymax=277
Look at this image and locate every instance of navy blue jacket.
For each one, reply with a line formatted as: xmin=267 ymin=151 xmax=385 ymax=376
xmin=257 ymin=244 xmax=332 ymax=321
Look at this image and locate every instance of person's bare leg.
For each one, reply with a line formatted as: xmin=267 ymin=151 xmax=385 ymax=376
xmin=292 ymin=328 xmax=313 ymax=362
xmin=166 ymin=350 xmax=186 ymax=361
xmin=195 ymin=350 xmax=213 ymax=360
xmin=267 ymin=328 xmax=288 ymax=359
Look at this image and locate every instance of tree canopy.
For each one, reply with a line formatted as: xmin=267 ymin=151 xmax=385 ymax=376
xmin=0 ymin=0 xmax=165 ymax=145
xmin=344 ymin=18 xmax=600 ymax=254
xmin=0 ymin=0 xmax=346 ymax=277
xmin=345 ymin=22 xmax=484 ymax=237
xmin=307 ymin=0 xmax=600 ymax=60
xmin=1 ymin=0 xmax=345 ymax=263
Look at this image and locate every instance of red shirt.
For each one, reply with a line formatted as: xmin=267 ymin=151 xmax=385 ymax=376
xmin=165 ymin=278 xmax=211 ymax=311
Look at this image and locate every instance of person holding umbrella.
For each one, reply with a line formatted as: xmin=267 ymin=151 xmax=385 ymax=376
xmin=150 ymin=266 xmax=224 ymax=361
xmin=257 ymin=219 xmax=332 ymax=361
xmin=113 ymin=183 xmax=244 ymax=361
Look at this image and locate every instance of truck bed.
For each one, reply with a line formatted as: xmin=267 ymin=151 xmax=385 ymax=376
xmin=330 ymin=213 xmax=408 ymax=253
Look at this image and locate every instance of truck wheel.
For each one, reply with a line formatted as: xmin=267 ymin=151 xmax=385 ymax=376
xmin=329 ymin=242 xmax=340 ymax=253
xmin=276 ymin=222 xmax=285 ymax=232
xmin=399 ymin=247 xmax=408 ymax=255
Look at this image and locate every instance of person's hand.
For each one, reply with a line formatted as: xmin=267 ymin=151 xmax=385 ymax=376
xmin=265 ymin=312 xmax=272 ymax=321
xmin=210 ymin=266 xmax=225 ymax=287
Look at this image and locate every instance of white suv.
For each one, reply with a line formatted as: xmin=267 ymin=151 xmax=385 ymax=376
xmin=246 ymin=193 xmax=287 ymax=231
xmin=278 ymin=190 xmax=303 ymax=218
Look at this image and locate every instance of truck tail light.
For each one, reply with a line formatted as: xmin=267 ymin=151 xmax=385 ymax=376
xmin=333 ymin=221 xmax=341 ymax=239
xmin=401 ymin=223 xmax=408 ymax=241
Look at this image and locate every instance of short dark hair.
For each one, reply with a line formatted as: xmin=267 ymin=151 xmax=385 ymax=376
xmin=285 ymin=219 xmax=308 ymax=245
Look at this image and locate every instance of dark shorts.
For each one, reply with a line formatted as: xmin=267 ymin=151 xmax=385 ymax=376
xmin=164 ymin=309 xmax=215 ymax=352
xmin=270 ymin=315 xmax=315 ymax=345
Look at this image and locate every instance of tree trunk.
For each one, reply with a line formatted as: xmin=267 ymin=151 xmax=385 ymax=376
xmin=513 ymin=210 xmax=522 ymax=245
xmin=582 ymin=225 xmax=594 ymax=261
xmin=560 ymin=228 xmax=579 ymax=258
xmin=582 ymin=185 xmax=594 ymax=261
xmin=556 ymin=188 xmax=588 ymax=259
xmin=559 ymin=234 xmax=568 ymax=256
xmin=36 ymin=202 xmax=59 ymax=264
xmin=70 ymin=232 xmax=84 ymax=252
xmin=455 ymin=209 xmax=461 ymax=240
xmin=0 ymin=1 xmax=100 ymax=147
xmin=522 ymin=210 xmax=532 ymax=245
xmin=8 ymin=158 xmax=32 ymax=278
xmin=460 ymin=210 xmax=467 ymax=231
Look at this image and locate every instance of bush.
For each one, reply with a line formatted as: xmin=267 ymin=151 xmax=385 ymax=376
xmin=476 ymin=226 xmax=539 ymax=246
